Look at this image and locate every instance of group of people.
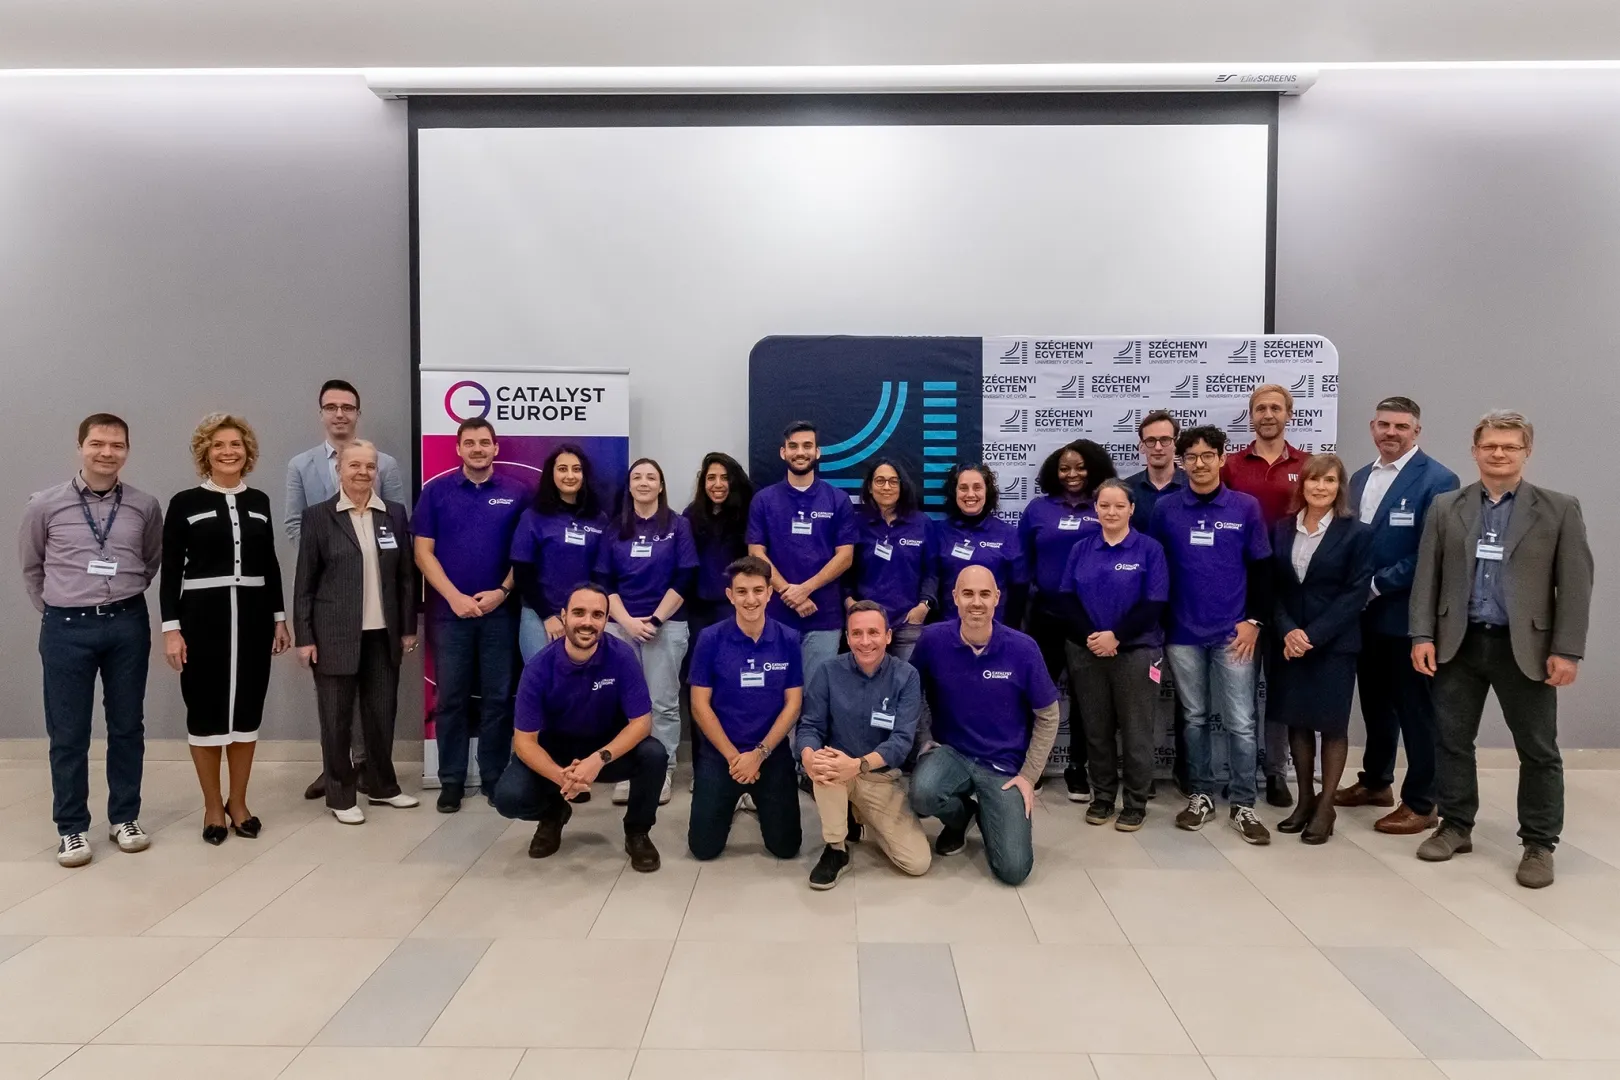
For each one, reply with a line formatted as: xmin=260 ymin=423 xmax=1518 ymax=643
xmin=18 ymin=380 xmax=1593 ymax=891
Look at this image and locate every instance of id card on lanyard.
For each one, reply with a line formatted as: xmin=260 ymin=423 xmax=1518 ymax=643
xmin=79 ymin=483 xmax=123 ymax=577
xmin=564 ymin=525 xmax=588 ymax=546
xmin=950 ymin=540 xmax=975 ymax=561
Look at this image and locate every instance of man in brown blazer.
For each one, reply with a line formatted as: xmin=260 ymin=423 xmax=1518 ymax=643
xmin=1409 ymin=411 xmax=1594 ymax=888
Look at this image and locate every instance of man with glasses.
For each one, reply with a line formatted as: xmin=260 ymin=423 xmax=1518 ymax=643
xmin=286 ymin=379 xmax=408 ymax=799
xmin=1124 ymin=410 xmax=1187 ymax=534
xmin=1410 ymin=411 xmax=1592 ymax=889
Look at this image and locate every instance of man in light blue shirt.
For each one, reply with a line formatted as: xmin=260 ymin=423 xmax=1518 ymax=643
xmin=284 ymin=379 xmax=406 ymax=542
xmin=285 ymin=378 xmax=407 ymax=798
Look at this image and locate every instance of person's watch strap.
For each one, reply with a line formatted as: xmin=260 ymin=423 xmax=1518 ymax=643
xmin=598 ymin=748 xmax=613 ymax=764
xmin=648 ymin=615 xmax=663 ymax=628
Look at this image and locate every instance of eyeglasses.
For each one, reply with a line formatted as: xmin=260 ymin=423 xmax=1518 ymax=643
xmin=1183 ymin=452 xmax=1222 ymax=466
xmin=870 ymin=477 xmax=900 ymax=487
xmin=321 ymin=404 xmax=360 ymax=416
xmin=1141 ymin=436 xmax=1174 ymax=447
xmin=1475 ymin=443 xmax=1526 ymax=455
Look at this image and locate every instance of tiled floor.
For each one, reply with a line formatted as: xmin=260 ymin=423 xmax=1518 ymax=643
xmin=1 ymin=757 xmax=1619 ymax=1078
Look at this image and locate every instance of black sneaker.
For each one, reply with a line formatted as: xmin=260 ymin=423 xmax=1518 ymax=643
xmin=1115 ymin=807 xmax=1147 ymax=832
xmin=625 ymin=831 xmax=661 ymax=873
xmin=808 ymin=844 xmax=852 ymax=890
xmin=1175 ymin=793 xmax=1216 ymax=831
xmin=846 ymin=807 xmax=863 ymax=844
xmin=1147 ymin=779 xmax=1158 ymax=801
xmin=529 ymin=804 xmax=573 ymax=858
xmin=437 ymin=782 xmax=464 ymax=814
xmin=935 ymin=797 xmax=976 ymax=857
xmin=798 ymin=773 xmax=813 ymax=795
xmin=1064 ymin=767 xmax=1092 ymax=804
xmin=1266 ymin=775 xmax=1294 ymax=808
xmin=1085 ymin=801 xmax=1115 ymax=826
xmin=1230 ymin=805 xmax=1272 ymax=846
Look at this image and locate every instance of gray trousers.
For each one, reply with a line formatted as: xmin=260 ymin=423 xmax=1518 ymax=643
xmin=1069 ymin=643 xmax=1160 ymax=810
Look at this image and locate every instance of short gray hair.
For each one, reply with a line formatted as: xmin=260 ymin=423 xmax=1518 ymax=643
xmin=1472 ymin=410 xmax=1533 ymax=449
xmin=338 ymin=439 xmax=379 ymax=466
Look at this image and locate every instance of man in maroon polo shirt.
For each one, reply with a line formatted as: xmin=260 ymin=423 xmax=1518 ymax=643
xmin=1221 ymin=383 xmax=1309 ymax=809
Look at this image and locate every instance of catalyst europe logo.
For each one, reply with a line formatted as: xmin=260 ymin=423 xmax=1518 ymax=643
xmin=444 ymin=380 xmax=493 ymax=423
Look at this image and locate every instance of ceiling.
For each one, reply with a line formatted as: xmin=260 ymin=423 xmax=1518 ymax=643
xmin=2 ymin=0 xmax=1618 ymax=69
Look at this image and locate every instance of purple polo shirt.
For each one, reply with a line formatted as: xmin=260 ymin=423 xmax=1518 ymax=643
xmin=909 ymin=619 xmax=1058 ymax=775
xmin=413 ymin=469 xmax=530 ymax=616
xmin=594 ymin=512 xmax=699 ymax=620
xmin=510 ymin=508 xmax=610 ymax=617
xmin=1018 ymin=494 xmax=1101 ymax=596
xmin=850 ymin=509 xmax=935 ymax=625
xmin=688 ymin=616 xmax=804 ymax=758
xmin=933 ymin=514 xmax=1026 ymax=622
xmin=1148 ymin=484 xmax=1270 ymax=647
xmin=1059 ymin=529 xmax=1170 ymax=648
xmin=683 ymin=505 xmax=745 ymax=604
xmin=746 ymin=478 xmax=857 ymax=632
xmin=514 ymin=633 xmax=652 ymax=742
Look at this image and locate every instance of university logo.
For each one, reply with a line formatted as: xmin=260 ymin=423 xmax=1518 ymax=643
xmin=1055 ymin=375 xmax=1084 ymax=399
xmin=1113 ymin=408 xmax=1144 ymax=433
xmin=1227 ymin=339 xmax=1258 ymax=364
xmin=1001 ymin=476 xmax=1030 ymax=501
xmin=1230 ymin=409 xmax=1249 ymax=427
xmin=444 ymin=380 xmax=493 ymax=422
xmin=999 ymin=408 xmax=1029 ymax=434
xmin=1170 ymin=375 xmax=1200 ymax=399
xmin=1113 ymin=341 xmax=1142 ymax=365
xmin=998 ymin=340 xmax=1028 ymax=365
xmin=1320 ymin=373 xmax=1339 ymax=398
xmin=1290 ymin=374 xmax=1315 ymax=398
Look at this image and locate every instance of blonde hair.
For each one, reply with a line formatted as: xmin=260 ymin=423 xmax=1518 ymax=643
xmin=190 ymin=413 xmax=259 ymax=479
xmin=1473 ymin=410 xmax=1534 ymax=450
xmin=1248 ymin=383 xmax=1294 ymax=414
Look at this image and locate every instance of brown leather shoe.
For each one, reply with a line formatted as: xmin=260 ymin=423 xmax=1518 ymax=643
xmin=1334 ymin=783 xmax=1395 ymax=808
xmin=1375 ymin=803 xmax=1440 ymax=835
xmin=304 ymin=774 xmax=326 ymax=800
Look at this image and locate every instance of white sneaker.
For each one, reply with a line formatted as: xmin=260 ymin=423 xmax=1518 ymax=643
xmin=109 ymin=820 xmax=150 ymax=853
xmin=737 ymin=793 xmax=757 ymax=813
xmin=56 ymin=832 xmax=91 ymax=868
xmin=332 ymin=805 xmax=366 ymax=825
xmin=659 ymin=773 xmax=673 ymax=806
xmin=368 ymin=793 xmax=421 ymax=808
xmin=612 ymin=780 xmax=631 ymax=806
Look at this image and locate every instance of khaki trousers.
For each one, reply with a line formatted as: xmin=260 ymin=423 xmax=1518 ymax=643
xmin=812 ymin=770 xmax=931 ymax=876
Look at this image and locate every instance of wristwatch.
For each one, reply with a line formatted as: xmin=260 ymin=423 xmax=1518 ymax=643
xmin=648 ymin=615 xmax=663 ymax=628
xmin=859 ymin=758 xmax=873 ymax=775
xmin=598 ymin=748 xmax=614 ymax=764
xmin=1245 ymin=618 xmax=1262 ymax=627
xmin=753 ymin=741 xmax=770 ymax=757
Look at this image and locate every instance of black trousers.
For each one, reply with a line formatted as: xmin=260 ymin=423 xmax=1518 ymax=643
xmin=1357 ymin=627 xmax=1439 ymax=814
xmin=1433 ymin=625 xmax=1563 ymax=849
xmin=493 ymin=735 xmax=667 ymax=835
xmin=314 ymin=630 xmax=403 ymax=810
xmin=688 ymin=746 xmax=801 ymax=860
xmin=1070 ymin=644 xmax=1159 ymax=810
xmin=1027 ymin=602 xmax=1087 ymax=773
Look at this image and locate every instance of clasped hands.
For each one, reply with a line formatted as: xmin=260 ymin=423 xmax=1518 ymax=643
xmin=557 ymin=753 xmax=605 ymax=800
xmin=778 ymin=581 xmax=818 ymax=618
xmin=801 ymin=746 xmax=863 ymax=786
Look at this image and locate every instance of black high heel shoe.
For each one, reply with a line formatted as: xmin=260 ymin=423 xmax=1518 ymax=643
xmin=202 ymin=819 xmax=228 ymax=846
xmin=1302 ymin=806 xmax=1336 ymax=845
xmin=224 ymin=803 xmax=262 ymax=839
xmin=1277 ymin=793 xmax=1316 ymax=834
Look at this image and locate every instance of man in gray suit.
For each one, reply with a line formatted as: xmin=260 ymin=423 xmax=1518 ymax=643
xmin=1410 ymin=410 xmax=1594 ymax=888
xmin=286 ymin=379 xmax=407 ymax=798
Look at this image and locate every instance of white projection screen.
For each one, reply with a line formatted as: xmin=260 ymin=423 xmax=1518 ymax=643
xmin=414 ymin=95 xmax=1276 ymax=473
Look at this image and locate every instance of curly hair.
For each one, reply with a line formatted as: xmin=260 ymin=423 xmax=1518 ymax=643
xmin=190 ymin=413 xmax=259 ymax=479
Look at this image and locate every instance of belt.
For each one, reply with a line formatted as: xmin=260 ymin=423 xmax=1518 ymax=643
xmin=45 ymin=595 xmax=145 ymax=617
xmin=181 ymin=575 xmax=266 ymax=591
xmin=1468 ymin=621 xmax=1510 ymax=636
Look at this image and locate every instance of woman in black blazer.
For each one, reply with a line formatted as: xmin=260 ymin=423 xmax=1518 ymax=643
xmin=293 ymin=440 xmax=420 ymax=823
xmin=1270 ymin=454 xmax=1373 ymax=844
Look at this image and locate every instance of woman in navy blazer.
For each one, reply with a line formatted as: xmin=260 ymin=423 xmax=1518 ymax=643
xmin=1269 ymin=454 xmax=1373 ymax=844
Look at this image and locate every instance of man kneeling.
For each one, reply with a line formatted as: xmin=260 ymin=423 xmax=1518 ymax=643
xmin=909 ymin=566 xmax=1060 ymax=886
xmin=797 ymin=601 xmax=930 ymax=889
xmin=492 ymin=583 xmax=665 ymax=871
xmin=687 ymin=556 xmax=804 ymax=861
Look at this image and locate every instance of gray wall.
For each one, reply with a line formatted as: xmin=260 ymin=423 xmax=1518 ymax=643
xmin=0 ymin=68 xmax=1613 ymax=745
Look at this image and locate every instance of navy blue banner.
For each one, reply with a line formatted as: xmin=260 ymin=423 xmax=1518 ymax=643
xmin=748 ymin=336 xmax=983 ymax=511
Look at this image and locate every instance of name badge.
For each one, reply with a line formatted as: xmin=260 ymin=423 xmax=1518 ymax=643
xmin=1058 ymin=516 xmax=1082 ymax=531
xmin=564 ymin=526 xmax=587 ymax=546
xmin=1189 ymin=529 xmax=1216 ymax=547
xmin=87 ymin=559 xmax=119 ymax=577
xmin=630 ymin=542 xmax=654 ymax=559
xmin=1389 ymin=511 xmax=1416 ymax=527
xmin=950 ymin=541 xmax=975 ymax=561
xmin=869 ymin=710 xmax=896 ymax=731
xmin=740 ymin=671 xmax=766 ymax=688
xmin=1476 ymin=541 xmax=1505 ymax=562
xmin=791 ymin=518 xmax=814 ymax=536
xmin=873 ymin=542 xmax=894 ymax=561
xmin=376 ymin=532 xmax=399 ymax=550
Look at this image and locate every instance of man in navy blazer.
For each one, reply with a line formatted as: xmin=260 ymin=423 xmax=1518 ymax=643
xmin=1334 ymin=397 xmax=1459 ymax=833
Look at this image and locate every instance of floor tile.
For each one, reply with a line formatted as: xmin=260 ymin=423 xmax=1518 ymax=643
xmin=1206 ymin=814 xmax=1401 ymax=877
xmin=43 ymin=1045 xmax=298 ymax=1079
xmin=0 ymin=857 xmax=233 ymax=936
xmin=1137 ymin=946 xmax=1418 ymax=1058
xmin=1133 ymin=822 xmax=1235 ymax=871
xmin=0 ymin=935 xmax=39 ymax=965
xmin=234 ymin=862 xmax=462 ymax=937
xmin=0 ymin=1044 xmax=77 ymax=1080
xmin=1388 ymin=861 xmax=1586 ymax=949
xmin=251 ymin=806 xmax=451 ymax=865
xmin=679 ymin=858 xmax=854 ymax=943
xmin=96 ymin=936 xmax=397 ymax=1045
xmin=1015 ymin=861 xmax=1128 ymax=945
xmin=1436 ymin=1063 xmax=1620 ymax=1079
xmin=866 ymin=1050 xmax=1100 ymax=1079
xmin=512 ymin=1048 xmax=637 ymax=1079
xmin=414 ymin=863 xmax=618 ymax=939
xmin=144 ymin=861 xmax=317 ymax=937
xmin=401 ymin=812 xmax=512 ymax=870
xmin=952 ymin=944 xmax=1193 ymax=1054
xmin=1322 ymin=947 xmax=1533 ymax=1060
xmin=853 ymin=854 xmax=1034 ymax=945
xmin=858 ymin=942 xmax=973 ymax=1052
xmin=1206 ymin=1059 xmax=1445 ymax=1079
xmin=1249 ymin=873 xmax=1494 ymax=948
xmin=641 ymin=941 xmax=860 ymax=1051
xmin=1091 ymin=1054 xmax=1215 ymax=1079
xmin=0 ymin=936 xmax=214 ymax=1043
xmin=1091 ymin=869 xmax=1305 ymax=945
xmin=1485 ymin=874 xmax=1620 ymax=949
xmin=630 ymin=1048 xmax=862 ymax=1080
xmin=588 ymin=860 xmax=700 ymax=940
xmin=1419 ymin=948 xmax=1620 ymax=1059
xmin=314 ymin=938 xmax=490 ymax=1046
xmin=425 ymin=938 xmax=672 ymax=1048
xmin=0 ymin=862 xmax=71 ymax=914
xmin=282 ymin=1046 xmax=525 ymax=1079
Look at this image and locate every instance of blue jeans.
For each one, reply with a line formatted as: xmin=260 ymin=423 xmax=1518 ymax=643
xmin=887 ymin=621 xmax=923 ymax=664
xmin=39 ymin=599 xmax=150 ymax=835
xmin=518 ymin=606 xmax=551 ymax=664
xmin=800 ymin=629 xmax=841 ymax=681
xmin=909 ymin=743 xmax=1033 ymax=886
xmin=688 ymin=746 xmax=802 ymax=860
xmin=494 ymin=736 xmax=667 ymax=835
xmin=433 ymin=605 xmax=517 ymax=790
xmin=1166 ymin=641 xmax=1259 ymax=808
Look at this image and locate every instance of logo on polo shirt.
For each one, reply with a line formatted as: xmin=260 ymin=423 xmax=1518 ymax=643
xmin=593 ymin=678 xmax=617 ymax=691
xmin=1214 ymin=520 xmax=1245 ymax=530
xmin=810 ymin=510 xmax=835 ymax=519
xmin=982 ymin=670 xmax=1014 ymax=679
xmin=763 ymin=662 xmax=791 ymax=672
xmin=488 ymin=498 xmax=516 ymax=505
xmin=898 ymin=537 xmax=924 ymax=547
xmin=1114 ymin=563 xmax=1142 ymax=571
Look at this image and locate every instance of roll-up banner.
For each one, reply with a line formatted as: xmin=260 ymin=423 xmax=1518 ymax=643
xmin=418 ymin=366 xmax=632 ymax=785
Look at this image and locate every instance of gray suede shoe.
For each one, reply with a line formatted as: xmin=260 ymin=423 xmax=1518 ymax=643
xmin=1416 ymin=822 xmax=1473 ymax=862
xmin=1516 ymin=844 xmax=1555 ymax=889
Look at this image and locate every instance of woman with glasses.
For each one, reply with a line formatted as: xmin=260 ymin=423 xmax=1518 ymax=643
xmin=846 ymin=458 xmax=935 ymax=661
xmin=511 ymin=444 xmax=610 ymax=663
xmin=932 ymin=463 xmax=1027 ymax=624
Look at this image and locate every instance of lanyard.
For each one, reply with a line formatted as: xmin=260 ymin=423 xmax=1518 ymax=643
xmin=78 ymin=482 xmax=122 ymax=553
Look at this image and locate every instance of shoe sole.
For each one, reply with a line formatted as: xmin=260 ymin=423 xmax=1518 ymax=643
xmin=57 ymin=852 xmax=91 ymax=868
xmin=1516 ymin=874 xmax=1554 ymax=889
xmin=1114 ymin=817 xmax=1145 ymax=832
xmin=1417 ymin=841 xmax=1472 ymax=862
xmin=808 ymin=862 xmax=851 ymax=891
xmin=369 ymin=798 xmax=421 ymax=808
xmin=1235 ymin=828 xmax=1271 ymax=846
xmin=333 ymin=814 xmax=365 ymax=825
xmin=936 ymin=842 xmax=967 ymax=857
xmin=1067 ymin=792 xmax=1092 ymax=803
xmin=1175 ymin=816 xmax=1212 ymax=832
xmin=1085 ymin=812 xmax=1114 ymax=826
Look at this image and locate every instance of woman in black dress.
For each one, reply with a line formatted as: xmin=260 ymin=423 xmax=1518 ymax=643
xmin=161 ymin=414 xmax=291 ymax=844
xmin=1269 ymin=454 xmax=1373 ymax=844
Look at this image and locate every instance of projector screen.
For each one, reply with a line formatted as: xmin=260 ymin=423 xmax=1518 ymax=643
xmin=414 ymin=96 xmax=1275 ymax=477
